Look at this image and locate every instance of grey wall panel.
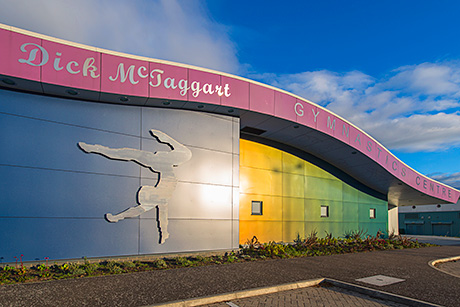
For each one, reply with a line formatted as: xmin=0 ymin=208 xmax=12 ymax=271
xmin=139 ymin=219 xmax=233 ymax=254
xmin=232 ymin=154 xmax=240 ymax=187
xmin=137 ymin=181 xmax=232 ymax=220
xmin=232 ymin=188 xmax=240 ymax=220
xmin=168 ymin=182 xmax=233 ymax=219
xmin=1 ymin=89 xmax=240 ymax=261
xmin=0 ymin=165 xmax=141 ymax=218
xmin=232 ymin=117 xmax=240 ymax=154
xmin=0 ymin=89 xmax=141 ymax=136
xmin=0 ymin=113 xmax=142 ymax=177
xmin=140 ymin=145 xmax=234 ymax=186
xmin=0 ymin=218 xmax=139 ymax=262
xmin=232 ymin=220 xmax=239 ymax=249
xmin=142 ymin=108 xmax=234 ymax=153
xmin=173 ymin=147 xmax=233 ymax=186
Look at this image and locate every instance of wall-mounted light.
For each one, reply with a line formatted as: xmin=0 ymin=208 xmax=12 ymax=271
xmin=293 ymin=125 xmax=299 ymax=129
xmin=119 ymin=96 xmax=129 ymax=102
xmin=228 ymin=109 xmax=234 ymax=113
xmin=66 ymin=89 xmax=78 ymax=96
xmin=1 ymin=78 xmax=15 ymax=86
xmin=197 ymin=105 xmax=204 ymax=109
xmin=351 ymin=151 xmax=357 ymax=155
xmin=163 ymin=101 xmax=171 ymax=106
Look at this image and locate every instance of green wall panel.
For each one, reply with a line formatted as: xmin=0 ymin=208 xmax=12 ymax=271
xmin=240 ymin=139 xmax=389 ymax=243
xmin=305 ymin=177 xmax=343 ymax=201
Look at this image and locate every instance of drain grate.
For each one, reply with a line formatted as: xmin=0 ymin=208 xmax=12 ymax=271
xmin=355 ymin=275 xmax=405 ymax=286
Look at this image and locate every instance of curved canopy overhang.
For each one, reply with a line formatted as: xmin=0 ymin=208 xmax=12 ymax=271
xmin=1 ymin=23 xmax=458 ymax=207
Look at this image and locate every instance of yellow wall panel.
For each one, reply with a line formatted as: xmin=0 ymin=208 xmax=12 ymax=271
xmin=342 ymin=183 xmax=359 ymax=203
xmin=304 ymin=162 xmax=338 ymax=180
xmin=239 ymin=221 xmax=283 ymax=244
xmin=283 ymin=197 xmax=305 ymax=221
xmin=240 ymin=139 xmax=282 ymax=171
xmin=283 ymin=172 xmax=305 ymax=198
xmin=240 ymin=166 xmax=282 ymax=196
xmin=239 ymin=193 xmax=282 ymax=221
xmin=240 ymin=139 xmax=388 ymax=243
xmin=282 ymin=152 xmax=305 ymax=175
xmin=305 ymin=177 xmax=343 ymax=201
xmin=283 ymin=221 xmax=305 ymax=242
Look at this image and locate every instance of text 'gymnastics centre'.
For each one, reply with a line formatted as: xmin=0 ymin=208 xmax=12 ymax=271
xmin=1 ymin=23 xmax=459 ymax=262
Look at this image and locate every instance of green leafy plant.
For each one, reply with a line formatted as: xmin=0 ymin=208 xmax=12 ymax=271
xmin=0 ymin=232 xmax=434 ymax=285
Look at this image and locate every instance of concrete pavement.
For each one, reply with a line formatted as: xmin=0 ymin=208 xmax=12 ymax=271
xmin=0 ymin=245 xmax=459 ymax=307
xmin=402 ymin=235 xmax=460 ymax=246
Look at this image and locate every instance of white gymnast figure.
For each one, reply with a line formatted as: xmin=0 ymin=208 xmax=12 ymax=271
xmin=78 ymin=129 xmax=192 ymax=244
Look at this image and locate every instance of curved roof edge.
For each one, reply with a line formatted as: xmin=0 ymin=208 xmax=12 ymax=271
xmin=0 ymin=22 xmax=458 ymax=206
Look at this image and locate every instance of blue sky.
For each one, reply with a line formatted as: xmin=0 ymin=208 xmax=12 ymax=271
xmin=1 ymin=0 xmax=460 ymax=188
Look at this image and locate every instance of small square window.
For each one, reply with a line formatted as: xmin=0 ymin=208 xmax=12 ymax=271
xmin=321 ymin=205 xmax=329 ymax=217
xmin=370 ymin=208 xmax=376 ymax=219
xmin=251 ymin=201 xmax=263 ymax=215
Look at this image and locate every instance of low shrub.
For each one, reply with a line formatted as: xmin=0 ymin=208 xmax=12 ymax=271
xmin=0 ymin=232 xmax=433 ymax=285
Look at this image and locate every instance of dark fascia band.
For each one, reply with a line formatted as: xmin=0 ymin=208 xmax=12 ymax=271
xmin=240 ymin=132 xmax=387 ymax=202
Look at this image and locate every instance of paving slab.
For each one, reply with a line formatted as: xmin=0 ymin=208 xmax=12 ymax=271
xmin=436 ymin=259 xmax=460 ymax=277
xmin=0 ymin=246 xmax=459 ymax=307
xmin=205 ymin=285 xmax=410 ymax=307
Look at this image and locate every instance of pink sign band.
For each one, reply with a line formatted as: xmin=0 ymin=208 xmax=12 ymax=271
xmin=0 ymin=23 xmax=458 ymax=205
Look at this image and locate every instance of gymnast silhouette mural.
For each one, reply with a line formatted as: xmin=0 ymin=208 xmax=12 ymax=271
xmin=78 ymin=130 xmax=192 ymax=244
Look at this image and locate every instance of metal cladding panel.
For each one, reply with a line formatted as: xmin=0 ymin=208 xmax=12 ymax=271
xmin=138 ymin=144 xmax=234 ymax=187
xmin=232 ymin=154 xmax=240 ymax=187
xmin=239 ymin=139 xmax=389 ymax=244
xmin=0 ymin=29 xmax=41 ymax=81
xmin=0 ymin=89 xmax=141 ymax=136
xmin=274 ymin=91 xmax=297 ymax=122
xmin=232 ymin=117 xmax=240 ymax=154
xmin=294 ymin=99 xmax=317 ymax=129
xmin=0 ymin=165 xmax=140 ymax=218
xmin=41 ymin=40 xmax=101 ymax=91
xmin=0 ymin=89 xmax=239 ymax=261
xmin=187 ymin=69 xmax=221 ymax=105
xmin=232 ymin=187 xmax=240 ymax=220
xmin=249 ymin=83 xmax=275 ymax=115
xmin=232 ymin=220 xmax=239 ymax=249
xmin=0 ymin=218 xmax=139 ymax=260
xmin=139 ymin=219 xmax=233 ymax=254
xmin=148 ymin=62 xmax=188 ymax=101
xmin=0 ymin=113 xmax=142 ymax=177
xmin=141 ymin=107 xmax=234 ymax=153
xmin=101 ymin=53 xmax=149 ymax=97
xmin=168 ymin=147 xmax=234 ymax=186
xmin=138 ymin=182 xmax=233 ymax=220
xmin=221 ymin=76 xmax=249 ymax=109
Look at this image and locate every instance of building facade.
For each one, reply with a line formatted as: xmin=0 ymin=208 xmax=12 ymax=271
xmin=399 ymin=202 xmax=460 ymax=237
xmin=1 ymin=24 xmax=458 ymax=262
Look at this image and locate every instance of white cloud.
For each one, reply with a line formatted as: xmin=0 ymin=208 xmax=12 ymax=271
xmin=429 ymin=172 xmax=460 ymax=189
xmin=0 ymin=0 xmax=241 ymax=73
xmin=2 ymin=1 xmax=460 ymax=153
xmin=255 ymin=62 xmax=460 ymax=152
